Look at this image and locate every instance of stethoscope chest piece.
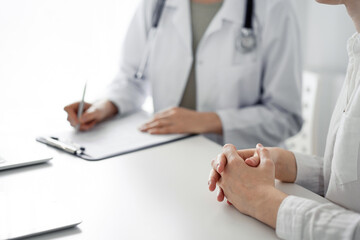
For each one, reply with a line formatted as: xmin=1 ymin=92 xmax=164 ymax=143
xmin=236 ymin=28 xmax=256 ymax=54
xmin=236 ymin=0 xmax=256 ymax=54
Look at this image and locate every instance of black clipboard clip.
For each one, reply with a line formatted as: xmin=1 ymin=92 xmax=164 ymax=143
xmin=36 ymin=136 xmax=85 ymax=156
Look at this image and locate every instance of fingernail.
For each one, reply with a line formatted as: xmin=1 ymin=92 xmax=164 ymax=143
xmin=208 ymin=180 xmax=211 ymax=186
xmin=257 ymin=143 xmax=263 ymax=148
xmin=216 ymin=163 xmax=220 ymax=171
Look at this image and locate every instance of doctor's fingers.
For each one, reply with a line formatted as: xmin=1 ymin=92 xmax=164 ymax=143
xmin=79 ymin=120 xmax=97 ymax=131
xmin=140 ymin=119 xmax=172 ymax=132
xmin=64 ymin=102 xmax=93 ymax=126
xmin=147 ymin=126 xmax=176 ymax=134
xmin=80 ymin=110 xmax=101 ymax=124
xmin=153 ymin=110 xmax=175 ymax=120
xmin=64 ymin=102 xmax=80 ymax=126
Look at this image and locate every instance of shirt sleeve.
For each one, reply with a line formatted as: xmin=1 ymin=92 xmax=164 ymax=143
xmin=216 ymin=0 xmax=302 ymax=148
xmin=102 ymin=0 xmax=154 ymax=115
xmin=293 ymin=152 xmax=324 ymax=196
xmin=276 ymin=195 xmax=360 ymax=240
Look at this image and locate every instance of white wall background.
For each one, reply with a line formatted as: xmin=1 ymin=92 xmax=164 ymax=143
xmin=299 ymin=2 xmax=355 ymax=72
xmin=293 ymin=1 xmax=355 ymax=155
xmin=0 ymin=0 xmax=140 ymax=135
xmin=0 ymin=0 xmax=356 ymax=155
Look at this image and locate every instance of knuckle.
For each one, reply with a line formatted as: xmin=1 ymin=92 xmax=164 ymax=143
xmin=223 ymin=144 xmax=235 ymax=150
xmin=158 ymin=127 xmax=167 ymax=134
xmin=166 ymin=127 xmax=174 ymax=133
xmin=262 ymin=148 xmax=270 ymax=154
xmin=171 ymin=107 xmax=179 ymax=114
xmin=228 ymin=152 xmax=237 ymax=162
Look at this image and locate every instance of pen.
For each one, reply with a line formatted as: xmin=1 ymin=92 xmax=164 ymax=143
xmin=76 ymin=82 xmax=87 ymax=131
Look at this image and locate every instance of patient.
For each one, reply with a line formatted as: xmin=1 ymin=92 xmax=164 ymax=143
xmin=208 ymin=0 xmax=360 ymax=239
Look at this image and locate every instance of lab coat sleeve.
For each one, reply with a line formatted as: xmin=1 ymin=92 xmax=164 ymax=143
xmin=102 ymin=0 xmax=155 ymax=115
xmin=294 ymin=152 xmax=325 ymax=196
xmin=216 ymin=0 xmax=303 ymax=148
xmin=276 ymin=195 xmax=360 ymax=240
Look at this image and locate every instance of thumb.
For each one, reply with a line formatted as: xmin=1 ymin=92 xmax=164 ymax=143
xmin=256 ymin=143 xmax=271 ymax=166
xmin=244 ymin=155 xmax=260 ymax=167
xmin=80 ymin=111 xmax=98 ymax=124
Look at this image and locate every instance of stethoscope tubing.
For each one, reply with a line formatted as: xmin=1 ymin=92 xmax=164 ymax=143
xmin=135 ymin=0 xmax=255 ymax=80
xmin=135 ymin=0 xmax=167 ymax=80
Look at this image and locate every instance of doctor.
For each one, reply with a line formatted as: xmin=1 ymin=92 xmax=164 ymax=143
xmin=64 ymin=0 xmax=303 ymax=148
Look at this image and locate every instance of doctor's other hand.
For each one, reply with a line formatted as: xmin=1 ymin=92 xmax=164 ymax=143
xmin=139 ymin=107 xmax=222 ymax=135
xmin=64 ymin=100 xmax=118 ymax=131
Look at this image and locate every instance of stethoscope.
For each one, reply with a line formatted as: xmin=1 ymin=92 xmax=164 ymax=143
xmin=135 ymin=0 xmax=256 ymax=80
xmin=236 ymin=0 xmax=256 ymax=54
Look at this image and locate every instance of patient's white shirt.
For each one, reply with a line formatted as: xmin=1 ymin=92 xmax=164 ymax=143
xmin=276 ymin=32 xmax=360 ymax=240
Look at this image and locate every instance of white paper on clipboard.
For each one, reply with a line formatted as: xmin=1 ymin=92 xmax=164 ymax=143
xmin=37 ymin=111 xmax=190 ymax=160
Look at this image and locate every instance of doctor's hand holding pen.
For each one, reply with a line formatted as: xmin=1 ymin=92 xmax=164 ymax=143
xmin=64 ymin=100 xmax=118 ymax=131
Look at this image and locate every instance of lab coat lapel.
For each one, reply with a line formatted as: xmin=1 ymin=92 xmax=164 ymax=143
xmin=200 ymin=0 xmax=243 ymax=43
xmin=197 ymin=0 xmax=244 ymax=109
xmin=167 ymin=0 xmax=192 ymax=56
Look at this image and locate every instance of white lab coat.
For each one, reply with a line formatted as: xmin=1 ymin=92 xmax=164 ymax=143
xmin=276 ymin=33 xmax=360 ymax=240
xmin=105 ymin=0 xmax=303 ymax=148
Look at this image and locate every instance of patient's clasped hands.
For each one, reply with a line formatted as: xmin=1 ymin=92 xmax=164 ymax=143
xmin=208 ymin=144 xmax=289 ymax=228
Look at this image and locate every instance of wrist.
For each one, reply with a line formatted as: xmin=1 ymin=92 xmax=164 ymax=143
xmin=104 ymin=100 xmax=118 ymax=118
xmin=198 ymin=112 xmax=223 ymax=134
xmin=94 ymin=100 xmax=118 ymax=120
xmin=271 ymin=148 xmax=297 ymax=183
xmin=253 ymin=187 xmax=287 ymax=229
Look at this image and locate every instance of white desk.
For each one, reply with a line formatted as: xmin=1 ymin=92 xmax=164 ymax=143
xmin=0 ymin=135 xmax=328 ymax=240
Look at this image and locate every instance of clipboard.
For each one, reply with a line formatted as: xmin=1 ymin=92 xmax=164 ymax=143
xmin=37 ymin=111 xmax=191 ymax=161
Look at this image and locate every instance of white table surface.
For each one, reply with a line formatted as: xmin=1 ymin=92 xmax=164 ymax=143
xmin=0 ymin=135 xmax=329 ymax=240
